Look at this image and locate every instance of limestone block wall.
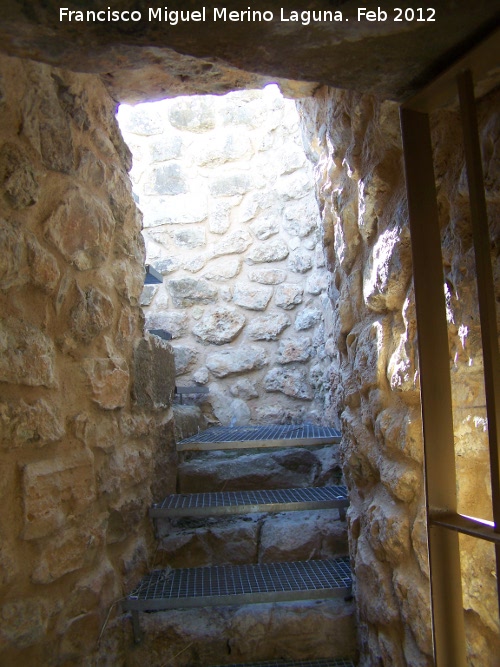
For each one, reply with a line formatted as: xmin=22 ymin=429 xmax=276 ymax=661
xmin=0 ymin=54 xmax=176 ymax=665
xmin=297 ymin=87 xmax=499 ymax=666
xmin=118 ymin=88 xmax=331 ymax=426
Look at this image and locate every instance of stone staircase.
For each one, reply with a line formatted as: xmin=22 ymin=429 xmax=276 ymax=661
xmin=123 ymin=425 xmax=357 ymax=666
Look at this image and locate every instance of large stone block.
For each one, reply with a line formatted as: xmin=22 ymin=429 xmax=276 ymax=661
xmin=150 ymin=135 xmax=182 ymax=162
xmin=0 ymin=218 xmax=28 ymax=289
xmin=246 ymin=239 xmax=289 ymax=264
xmin=0 ymin=398 xmax=64 ymax=448
xmin=0 ymin=142 xmax=40 ymax=209
xmin=246 ymin=313 xmax=291 ymax=341
xmin=168 ymin=277 xmax=218 ymax=307
xmin=230 ymin=378 xmax=259 ymax=399
xmin=209 ymin=172 xmax=253 ymax=197
xmin=133 ymin=336 xmax=175 ymax=408
xmin=211 ymin=230 xmax=253 ymax=257
xmin=0 ymin=598 xmax=48 ymax=649
xmin=295 ymin=307 xmax=322 ymax=331
xmin=172 ymin=345 xmax=198 ymax=376
xmin=32 ymin=524 xmax=100 ymax=584
xmin=277 ymin=337 xmax=313 ymax=364
xmin=288 ymin=247 xmax=313 ymax=273
xmin=0 ymin=317 xmax=57 ymax=388
xmin=142 ymin=194 xmax=208 ymax=227
xmin=45 ymin=188 xmax=114 ymax=270
xmin=282 ymin=197 xmax=319 ymax=238
xmin=249 ymin=214 xmax=280 ymax=240
xmin=275 ymin=283 xmax=303 ymax=310
xmin=83 ymin=357 xmax=129 ymax=410
xmin=26 ymin=234 xmax=60 ymax=293
xmin=248 ymin=268 xmax=287 ymax=285
xmin=22 ymin=449 xmax=96 ymax=540
xmin=70 ymin=285 xmax=113 ymax=344
xmin=203 ymin=256 xmax=242 ymax=281
xmin=120 ymin=106 xmax=164 ymax=136
xmin=305 ymin=271 xmax=328 ymax=295
xmin=237 ymin=190 xmax=274 ymax=223
xmin=233 ymin=282 xmax=273 ymax=311
xmin=211 ymin=392 xmax=252 ymax=426
xmin=206 ymin=346 xmax=268 ymax=378
xmin=143 ymin=163 xmax=187 ymax=196
xmin=197 ymin=131 xmax=251 ymax=166
xmin=363 ymin=224 xmax=412 ymax=312
xmin=264 ymin=367 xmax=313 ymax=400
xmin=168 ymin=97 xmax=216 ymax=132
xmin=146 ymin=311 xmax=189 ymax=339
xmin=192 ymin=306 xmax=245 ymax=344
xmin=166 ymin=226 xmax=206 ymax=249
xmin=259 ymin=511 xmax=348 ymax=563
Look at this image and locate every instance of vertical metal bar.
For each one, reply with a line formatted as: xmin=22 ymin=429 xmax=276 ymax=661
xmin=400 ymin=106 xmax=467 ymax=666
xmin=457 ymin=69 xmax=500 ymax=610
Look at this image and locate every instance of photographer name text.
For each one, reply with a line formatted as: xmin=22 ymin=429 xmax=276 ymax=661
xmin=59 ymin=6 xmax=437 ymax=26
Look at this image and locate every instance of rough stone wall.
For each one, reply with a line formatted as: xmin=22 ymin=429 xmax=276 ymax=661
xmin=432 ymin=88 xmax=500 ymax=664
xmin=297 ymin=87 xmax=499 ymax=666
xmin=118 ymin=87 xmax=331 ymax=426
xmin=0 ymin=54 xmax=176 ymax=665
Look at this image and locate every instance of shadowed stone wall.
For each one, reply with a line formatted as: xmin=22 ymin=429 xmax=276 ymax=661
xmin=119 ymin=87 xmax=332 ymax=426
xmin=0 ymin=53 xmax=176 ymax=665
xmin=298 ymin=86 xmax=500 ymax=666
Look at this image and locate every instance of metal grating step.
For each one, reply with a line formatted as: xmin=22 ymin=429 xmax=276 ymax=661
xmin=150 ymin=485 xmax=349 ymax=519
xmin=177 ymin=424 xmax=342 ymax=451
xmin=208 ymin=659 xmax=355 ymax=667
xmin=124 ymin=558 xmax=351 ymax=612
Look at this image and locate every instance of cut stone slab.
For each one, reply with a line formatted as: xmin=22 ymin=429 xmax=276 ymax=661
xmin=155 ymin=510 xmax=348 ymax=568
xmin=120 ymin=598 xmax=356 ymax=667
xmin=178 ymin=446 xmax=336 ymax=493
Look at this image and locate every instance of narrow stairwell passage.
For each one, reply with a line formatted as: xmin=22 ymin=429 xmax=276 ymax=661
xmin=124 ymin=425 xmax=356 ymax=666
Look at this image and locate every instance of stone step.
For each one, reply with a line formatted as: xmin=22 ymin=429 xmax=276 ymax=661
xmin=155 ymin=509 xmax=348 ymax=569
xmin=178 ymin=446 xmax=342 ymax=493
xmin=125 ymin=558 xmax=351 ymax=614
xmin=177 ymin=424 xmax=341 ymax=452
xmin=151 ymin=485 xmax=349 ymax=519
xmin=122 ymin=598 xmax=356 ymax=666
xmin=209 ymin=659 xmax=356 ymax=667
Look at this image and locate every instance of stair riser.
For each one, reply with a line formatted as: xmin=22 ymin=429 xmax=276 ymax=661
xmin=178 ymin=446 xmax=342 ymax=494
xmin=123 ymin=599 xmax=356 ymax=667
xmin=154 ymin=511 xmax=348 ymax=569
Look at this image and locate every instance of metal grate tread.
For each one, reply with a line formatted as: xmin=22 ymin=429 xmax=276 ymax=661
xmin=177 ymin=424 xmax=341 ymax=451
xmin=124 ymin=558 xmax=351 ymax=612
xmin=151 ymin=485 xmax=349 ymax=518
xmin=208 ymin=659 xmax=355 ymax=667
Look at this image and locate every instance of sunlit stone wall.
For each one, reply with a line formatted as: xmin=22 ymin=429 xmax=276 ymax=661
xmin=298 ymin=86 xmax=500 ymax=666
xmin=119 ymin=87 xmax=333 ymax=427
xmin=0 ymin=53 xmax=176 ymax=665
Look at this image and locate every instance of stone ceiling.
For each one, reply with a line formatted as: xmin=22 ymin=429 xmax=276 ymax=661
xmin=0 ymin=1 xmax=498 ymax=103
